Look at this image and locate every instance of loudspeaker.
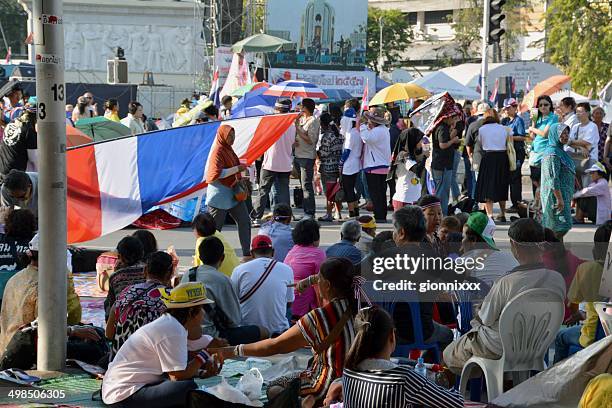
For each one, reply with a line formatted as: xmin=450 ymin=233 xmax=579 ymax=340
xmin=107 ymin=59 xmax=128 ymax=84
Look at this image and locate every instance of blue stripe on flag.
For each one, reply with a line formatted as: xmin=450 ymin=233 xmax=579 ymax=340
xmin=136 ymin=121 xmax=221 ymax=211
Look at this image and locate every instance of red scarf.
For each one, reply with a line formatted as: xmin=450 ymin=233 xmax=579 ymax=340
xmin=205 ymin=125 xmax=241 ymax=188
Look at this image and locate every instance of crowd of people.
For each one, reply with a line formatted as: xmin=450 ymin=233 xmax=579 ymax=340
xmin=0 ymin=80 xmax=611 ymax=407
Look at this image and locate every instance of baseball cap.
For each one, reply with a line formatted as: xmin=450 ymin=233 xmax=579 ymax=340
xmin=585 ymin=162 xmax=607 ymax=174
xmin=476 ymin=103 xmax=489 ymax=115
xmin=503 ymin=98 xmax=518 ymax=108
xmin=466 ymin=212 xmax=497 ymax=250
xmin=29 ymin=233 xmax=40 ymax=252
xmin=162 ymin=282 xmax=214 ymax=309
xmin=251 ymin=235 xmax=273 ymax=251
xmin=343 ymin=108 xmax=357 ymax=119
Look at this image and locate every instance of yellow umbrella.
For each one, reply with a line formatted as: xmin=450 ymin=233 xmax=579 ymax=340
xmin=369 ymin=83 xmax=430 ymax=106
xmin=400 ymin=83 xmax=431 ymax=99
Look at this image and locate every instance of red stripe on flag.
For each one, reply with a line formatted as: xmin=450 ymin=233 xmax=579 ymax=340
xmin=264 ymin=90 xmax=328 ymax=99
xmin=67 ymin=145 xmax=102 ymax=243
xmin=243 ymin=113 xmax=299 ymax=164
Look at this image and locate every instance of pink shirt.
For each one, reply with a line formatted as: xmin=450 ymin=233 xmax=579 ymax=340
xmin=262 ymin=125 xmax=296 ymax=173
xmin=284 ymin=244 xmax=326 ymax=318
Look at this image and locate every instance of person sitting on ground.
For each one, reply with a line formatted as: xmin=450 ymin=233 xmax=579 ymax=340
xmin=204 ymin=104 xmax=219 ymax=121
xmin=0 ymin=209 xmax=36 ymax=302
xmin=573 ymin=162 xmax=611 ymax=225
xmin=460 ymin=212 xmax=518 ymax=289
xmin=182 ymin=236 xmax=266 ymax=345
xmin=213 ymin=258 xmax=359 ymax=406
xmin=553 ymin=221 xmax=611 ymax=364
xmin=132 ymin=229 xmax=158 ymax=258
xmin=443 ymin=218 xmax=566 ymax=374
xmin=0 ymin=234 xmax=91 ymax=358
xmin=102 ymin=282 xmax=223 ymax=408
xmin=360 ymin=230 xmax=396 ymax=269
xmin=104 ymin=236 xmax=146 ymax=320
xmin=341 ymin=307 xmax=463 ymax=408
xmin=355 ymin=215 xmax=376 ymax=256
xmin=231 ymin=235 xmax=294 ymax=337
xmin=258 ymin=203 xmax=294 ymax=263
xmin=439 ymin=216 xmax=462 ymax=243
xmin=220 ymin=95 xmax=233 ymax=120
xmin=542 ymin=228 xmax=585 ymax=322
xmin=192 ymin=212 xmax=240 ymax=277
xmin=326 ymin=220 xmax=363 ymax=265
xmin=439 ymin=215 xmax=463 ymax=257
xmin=0 ymin=169 xmax=38 ymax=217
xmin=284 ymin=219 xmax=326 ymax=320
xmin=106 ymin=251 xmax=174 ymax=359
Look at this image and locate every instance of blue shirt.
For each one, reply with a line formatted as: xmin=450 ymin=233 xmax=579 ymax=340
xmin=530 ymin=113 xmax=558 ymax=166
xmin=259 ymin=221 xmax=294 ymax=262
xmin=326 ymin=240 xmax=363 ymax=265
xmin=502 ymin=115 xmax=526 ymax=137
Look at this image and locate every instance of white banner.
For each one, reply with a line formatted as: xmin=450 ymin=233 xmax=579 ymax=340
xmin=268 ymin=68 xmax=375 ymax=98
xmin=214 ymin=46 xmax=234 ymax=82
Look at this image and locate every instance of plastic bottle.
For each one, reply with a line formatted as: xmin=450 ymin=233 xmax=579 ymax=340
xmin=414 ymin=357 xmax=427 ymax=378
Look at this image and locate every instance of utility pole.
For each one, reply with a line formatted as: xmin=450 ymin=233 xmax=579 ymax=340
xmin=481 ymin=1 xmax=490 ymax=101
xmin=33 ymin=0 xmax=68 ymax=371
xmin=378 ymin=16 xmax=383 ymax=74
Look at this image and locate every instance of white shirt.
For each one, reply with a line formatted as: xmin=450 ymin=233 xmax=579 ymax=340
xmin=566 ymin=121 xmax=599 ymax=161
xmin=231 ymin=257 xmax=295 ymax=334
xmin=478 ymin=123 xmax=509 ymax=151
xmin=360 ymin=124 xmax=391 ymax=170
xmin=563 ymin=112 xmax=579 ymax=129
xmin=121 ymin=114 xmax=146 ymax=135
xmin=461 ymin=249 xmax=518 ymax=289
xmin=102 ymin=314 xmax=188 ymax=404
xmin=342 ymin=127 xmax=363 ymax=175
xmin=262 ymin=125 xmax=296 ymax=173
xmin=393 ymin=158 xmax=421 ymax=204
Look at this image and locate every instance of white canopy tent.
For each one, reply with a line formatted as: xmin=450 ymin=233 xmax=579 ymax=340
xmin=411 ymin=71 xmax=480 ymax=101
xmin=550 ymin=89 xmax=591 ymax=104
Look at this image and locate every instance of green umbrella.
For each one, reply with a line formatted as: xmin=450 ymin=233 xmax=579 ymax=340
xmin=230 ymin=82 xmax=270 ymax=98
xmin=75 ymin=116 xmax=132 ymax=141
xmin=231 ymin=34 xmax=294 ymax=54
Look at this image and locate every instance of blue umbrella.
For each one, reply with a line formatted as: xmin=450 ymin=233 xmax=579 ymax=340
xmin=319 ymin=89 xmax=353 ymax=103
xmin=231 ymin=87 xmax=277 ymax=119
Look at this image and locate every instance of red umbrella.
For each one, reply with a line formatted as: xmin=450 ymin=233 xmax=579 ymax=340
xmin=263 ymin=80 xmax=327 ymax=99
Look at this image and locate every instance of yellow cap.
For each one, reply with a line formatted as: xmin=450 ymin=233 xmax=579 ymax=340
xmin=162 ymin=282 xmax=214 ymax=309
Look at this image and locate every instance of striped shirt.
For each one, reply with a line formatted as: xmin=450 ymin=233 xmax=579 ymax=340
xmin=297 ymin=298 xmax=355 ymax=402
xmin=343 ymin=362 xmax=463 ymax=408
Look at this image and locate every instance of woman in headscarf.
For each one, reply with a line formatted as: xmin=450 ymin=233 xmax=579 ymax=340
xmin=541 ymin=123 xmax=575 ymax=241
xmin=205 ymin=125 xmax=251 ymax=259
xmin=389 ymin=126 xmax=426 ymax=210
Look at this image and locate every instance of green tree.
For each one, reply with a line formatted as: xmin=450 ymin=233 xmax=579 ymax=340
xmin=450 ymin=0 xmax=533 ymax=63
xmin=545 ymin=0 xmax=612 ymax=94
xmin=367 ymin=7 xmax=413 ymax=72
xmin=0 ymin=0 xmax=28 ymax=58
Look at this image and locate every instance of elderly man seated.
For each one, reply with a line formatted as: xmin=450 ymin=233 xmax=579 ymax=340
xmin=326 ymin=220 xmax=363 ymax=265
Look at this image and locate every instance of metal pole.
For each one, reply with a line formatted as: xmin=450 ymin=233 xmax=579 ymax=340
xmin=378 ymin=16 xmax=383 ymax=73
xmin=481 ymin=0 xmax=490 ymax=101
xmin=34 ymin=0 xmax=68 ymax=371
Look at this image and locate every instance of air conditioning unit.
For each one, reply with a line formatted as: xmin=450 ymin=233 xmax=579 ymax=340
xmin=107 ymin=59 xmax=128 ymax=84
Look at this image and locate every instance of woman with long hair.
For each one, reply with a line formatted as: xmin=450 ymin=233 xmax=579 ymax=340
xmin=528 ymin=95 xmax=558 ymax=195
xmin=213 ymin=257 xmax=360 ymax=405
xmin=72 ymin=96 xmax=91 ymax=123
xmin=390 ymin=126 xmax=426 ymax=211
xmin=104 ymin=98 xmax=120 ymax=122
xmin=205 ymin=125 xmax=251 ymax=259
xmin=474 ymin=108 xmax=511 ymax=221
xmin=104 ymin=236 xmax=145 ymax=319
xmin=342 ymin=307 xmax=463 ymax=408
xmin=540 ymin=123 xmax=575 ymax=241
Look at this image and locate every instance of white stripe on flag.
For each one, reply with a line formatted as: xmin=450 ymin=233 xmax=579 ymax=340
xmin=232 ymin=117 xmax=261 ymax=157
xmin=95 ymin=137 xmax=143 ymax=235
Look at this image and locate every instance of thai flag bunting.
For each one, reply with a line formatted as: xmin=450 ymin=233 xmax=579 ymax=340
xmin=66 ymin=114 xmax=297 ymax=243
xmin=511 ymin=77 xmax=516 ymax=96
xmin=475 ymin=75 xmax=482 ymax=94
xmin=209 ymin=67 xmax=221 ymax=107
xmin=361 ymin=78 xmax=369 ymax=114
xmin=525 ymin=76 xmax=531 ymax=93
xmin=489 ymin=78 xmax=499 ymax=103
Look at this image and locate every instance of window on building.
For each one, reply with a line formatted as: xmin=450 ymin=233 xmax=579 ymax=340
xmin=424 ymin=10 xmax=453 ymax=25
xmin=405 ymin=12 xmax=418 ymax=25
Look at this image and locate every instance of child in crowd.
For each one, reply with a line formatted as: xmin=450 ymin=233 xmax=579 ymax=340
xmin=192 ymin=213 xmax=240 ymax=277
xmin=440 ymin=215 xmax=462 ymax=257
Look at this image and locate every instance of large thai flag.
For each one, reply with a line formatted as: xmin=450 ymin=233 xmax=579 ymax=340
xmin=67 ymin=114 xmax=297 ymax=243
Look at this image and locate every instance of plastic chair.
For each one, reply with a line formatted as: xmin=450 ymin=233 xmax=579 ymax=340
xmin=459 ymin=288 xmax=564 ymax=402
xmin=379 ymin=298 xmax=440 ymax=362
xmin=593 ymin=302 xmax=612 ymax=336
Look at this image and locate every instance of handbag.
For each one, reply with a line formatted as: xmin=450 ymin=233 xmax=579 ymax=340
xmin=506 ymin=130 xmax=517 ymax=172
xmin=325 ymin=176 xmax=345 ymax=203
xmin=233 ymin=178 xmax=248 ymax=202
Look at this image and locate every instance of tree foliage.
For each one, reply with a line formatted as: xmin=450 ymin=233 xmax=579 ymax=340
xmin=0 ymin=0 xmax=28 ymax=58
xmin=366 ymin=7 xmax=413 ymax=72
xmin=545 ymin=0 xmax=612 ymax=94
xmin=450 ymin=0 xmax=533 ymax=63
